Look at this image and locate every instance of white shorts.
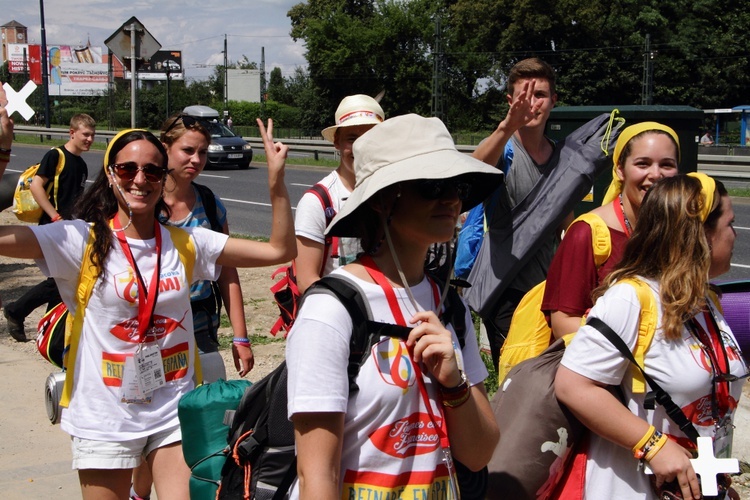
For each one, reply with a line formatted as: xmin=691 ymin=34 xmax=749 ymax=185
xmin=70 ymin=424 xmax=182 ymax=470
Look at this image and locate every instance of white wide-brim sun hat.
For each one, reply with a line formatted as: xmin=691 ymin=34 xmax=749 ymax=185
xmin=326 ymin=113 xmax=504 ymax=237
xmin=321 ymin=94 xmax=385 ymax=143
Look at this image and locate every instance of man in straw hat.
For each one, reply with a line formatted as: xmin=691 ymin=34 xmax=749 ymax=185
xmin=293 ymin=94 xmax=384 ymax=293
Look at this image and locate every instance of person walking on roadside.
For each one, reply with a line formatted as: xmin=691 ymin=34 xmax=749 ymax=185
xmin=293 ymin=94 xmax=384 ymax=294
xmin=4 ymin=113 xmax=96 ymax=342
xmin=0 ymin=113 xmax=295 ymax=498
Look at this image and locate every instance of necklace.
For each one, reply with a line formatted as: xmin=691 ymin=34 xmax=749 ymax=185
xmin=617 ymin=193 xmax=633 ymax=236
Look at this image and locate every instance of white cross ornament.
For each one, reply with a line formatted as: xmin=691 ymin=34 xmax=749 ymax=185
xmin=3 ymin=81 xmax=37 ymax=121
xmin=645 ymin=436 xmax=739 ymax=496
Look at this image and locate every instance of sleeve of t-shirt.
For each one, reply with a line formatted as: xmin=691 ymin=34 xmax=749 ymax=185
xmin=286 ymin=292 xmax=352 ymax=417
xmin=541 ymin=220 xmax=599 ymax=317
xmin=31 ymin=220 xmax=90 ymax=285
xmin=36 ymin=148 xmax=62 ymax=180
xmin=184 ymin=226 xmax=230 ymax=283
xmin=295 ymin=191 xmax=327 ymax=244
xmin=560 ymin=283 xmax=642 ymax=386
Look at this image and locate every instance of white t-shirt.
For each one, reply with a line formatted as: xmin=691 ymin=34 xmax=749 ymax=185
xmin=32 ymin=220 xmax=228 ymax=441
xmin=286 ymin=268 xmax=488 ymax=499
xmin=294 ymin=170 xmax=361 ymax=274
xmin=561 ymin=278 xmax=746 ymax=499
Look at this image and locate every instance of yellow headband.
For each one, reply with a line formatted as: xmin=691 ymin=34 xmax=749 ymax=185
xmin=687 ymin=172 xmax=718 ymax=222
xmin=103 ymin=128 xmax=147 ymax=170
xmin=602 ymin=122 xmax=680 ymax=205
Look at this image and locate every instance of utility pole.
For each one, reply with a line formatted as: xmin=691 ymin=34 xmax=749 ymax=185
xmin=641 ymin=34 xmax=655 ymax=106
xmin=431 ymin=16 xmax=444 ymax=123
xmin=260 ymin=47 xmax=267 ymax=121
xmin=224 ymin=34 xmax=228 ymax=118
xmin=39 ymin=0 xmax=51 ymax=129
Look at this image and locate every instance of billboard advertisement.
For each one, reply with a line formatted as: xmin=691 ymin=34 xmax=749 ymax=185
xmin=122 ymin=50 xmax=184 ymax=81
xmin=7 ymin=43 xmax=108 ymax=96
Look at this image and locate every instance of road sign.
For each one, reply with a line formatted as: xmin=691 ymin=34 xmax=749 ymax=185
xmin=104 ymin=16 xmax=161 ymax=64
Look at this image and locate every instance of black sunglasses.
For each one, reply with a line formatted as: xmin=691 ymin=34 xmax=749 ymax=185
xmin=109 ymin=162 xmax=168 ymax=183
xmin=410 ymin=179 xmax=472 ymax=201
xmin=164 ymin=114 xmax=199 ymax=135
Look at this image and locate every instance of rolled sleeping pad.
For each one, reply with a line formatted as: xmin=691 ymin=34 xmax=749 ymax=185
xmin=716 ymin=280 xmax=750 ymax=365
xmin=198 ymin=351 xmax=227 ymax=384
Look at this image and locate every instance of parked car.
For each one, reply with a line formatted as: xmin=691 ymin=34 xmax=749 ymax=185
xmin=183 ymin=105 xmax=252 ymax=169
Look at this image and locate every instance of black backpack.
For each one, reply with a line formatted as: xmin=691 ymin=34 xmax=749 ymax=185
xmin=217 ymin=274 xmax=476 ymax=499
xmin=190 ymin=182 xmax=224 ymax=337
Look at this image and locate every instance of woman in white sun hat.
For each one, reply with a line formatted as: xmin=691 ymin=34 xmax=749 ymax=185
xmin=287 ymin=113 xmax=502 ymax=498
xmin=293 ymin=94 xmax=385 ymax=294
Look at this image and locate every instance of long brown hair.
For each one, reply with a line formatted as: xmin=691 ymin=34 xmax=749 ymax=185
xmin=594 ymin=175 xmax=710 ymax=340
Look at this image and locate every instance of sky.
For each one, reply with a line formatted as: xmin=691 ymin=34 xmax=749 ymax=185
xmin=1 ymin=0 xmax=308 ymax=82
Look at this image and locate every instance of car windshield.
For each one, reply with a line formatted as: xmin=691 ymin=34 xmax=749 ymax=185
xmin=201 ymin=120 xmax=236 ymax=138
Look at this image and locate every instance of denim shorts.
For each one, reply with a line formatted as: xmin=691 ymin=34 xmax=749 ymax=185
xmin=70 ymin=424 xmax=182 ymax=470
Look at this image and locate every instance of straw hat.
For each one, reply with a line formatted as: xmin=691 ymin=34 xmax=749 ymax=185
xmin=321 ymin=94 xmax=385 ymax=143
xmin=326 ymin=114 xmax=503 ymax=237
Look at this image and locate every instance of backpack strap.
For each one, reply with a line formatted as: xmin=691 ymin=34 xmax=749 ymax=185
xmin=586 ymin=315 xmax=700 ymax=444
xmin=164 ymin=224 xmax=203 ymax=384
xmin=569 ymin=212 xmax=611 ymax=267
xmin=46 ymin=147 xmax=66 ymax=210
xmin=305 ymin=275 xmax=410 ymax=393
xmin=60 ymin=226 xmax=97 ymax=407
xmin=192 ymin=182 xmax=223 ymax=233
xmin=618 ymin=278 xmax=659 ymax=394
xmin=305 ymin=183 xmax=338 ymax=274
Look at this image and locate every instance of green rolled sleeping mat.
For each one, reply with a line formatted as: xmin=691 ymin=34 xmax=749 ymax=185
xmin=178 ymin=378 xmax=252 ymax=500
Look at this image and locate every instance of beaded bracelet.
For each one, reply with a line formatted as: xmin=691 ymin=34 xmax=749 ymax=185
xmin=51 ymin=214 xmax=63 ymax=222
xmin=233 ymin=337 xmax=251 ymax=346
xmin=0 ymin=147 xmax=11 ymax=154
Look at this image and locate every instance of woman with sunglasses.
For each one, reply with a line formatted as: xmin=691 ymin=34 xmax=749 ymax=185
xmin=286 ymin=114 xmax=501 ymax=499
xmin=0 ymin=123 xmax=294 ymax=499
xmin=555 ymin=175 xmax=744 ymax=499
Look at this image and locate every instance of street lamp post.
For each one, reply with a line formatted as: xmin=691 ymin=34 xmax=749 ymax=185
xmin=39 ymin=0 xmax=51 ymax=129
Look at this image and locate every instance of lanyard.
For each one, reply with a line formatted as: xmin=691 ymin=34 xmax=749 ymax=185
xmin=359 ymin=255 xmax=441 ymax=323
xmin=359 ymin=255 xmax=448 ymax=445
xmin=687 ymin=305 xmax=732 ymax=421
xmin=112 ymin=217 xmax=162 ymax=343
xmin=614 ymin=193 xmax=632 ymax=236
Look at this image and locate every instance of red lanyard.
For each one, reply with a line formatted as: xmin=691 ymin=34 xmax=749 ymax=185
xmin=614 ymin=194 xmax=632 ymax=236
xmin=359 ymin=255 xmax=450 ymax=450
xmin=690 ymin=309 xmax=731 ymax=417
xmin=112 ymin=218 xmax=162 ymax=343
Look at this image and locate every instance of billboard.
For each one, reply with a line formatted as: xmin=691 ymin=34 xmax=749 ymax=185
xmin=7 ymin=43 xmax=108 ymax=96
xmin=122 ymin=50 xmax=184 ymax=81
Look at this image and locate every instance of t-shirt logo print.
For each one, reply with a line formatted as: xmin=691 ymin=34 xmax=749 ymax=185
xmin=374 ymin=338 xmax=415 ymax=389
xmin=370 ymin=412 xmax=441 ymax=457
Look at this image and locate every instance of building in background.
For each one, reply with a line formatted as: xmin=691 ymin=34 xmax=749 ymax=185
xmin=1 ymin=20 xmax=27 ymax=64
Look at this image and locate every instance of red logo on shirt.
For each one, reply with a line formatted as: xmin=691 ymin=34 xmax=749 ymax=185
xmin=110 ymin=310 xmax=189 ymax=342
xmin=370 ymin=412 xmax=441 ymax=457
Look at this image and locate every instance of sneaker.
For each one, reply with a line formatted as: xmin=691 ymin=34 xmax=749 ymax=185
xmin=3 ymin=307 xmax=26 ymax=342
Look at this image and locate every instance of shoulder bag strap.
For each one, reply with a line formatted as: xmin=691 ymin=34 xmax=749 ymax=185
xmin=586 ymin=316 xmax=700 ymax=443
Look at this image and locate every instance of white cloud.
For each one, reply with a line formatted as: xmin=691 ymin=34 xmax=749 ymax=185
xmin=1 ymin=0 xmax=307 ymax=80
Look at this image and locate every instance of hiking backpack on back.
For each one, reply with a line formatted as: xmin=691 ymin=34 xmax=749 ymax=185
xmin=219 ymin=274 xmax=473 ymax=499
xmin=269 ymin=183 xmax=337 ymax=336
xmin=13 ymin=147 xmax=65 ymax=223
xmin=497 ymin=213 xmax=611 ymax=381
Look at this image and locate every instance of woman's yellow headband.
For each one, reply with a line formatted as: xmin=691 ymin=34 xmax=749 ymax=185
xmin=687 ymin=172 xmax=719 ymax=223
xmin=103 ymin=128 xmax=147 ymax=170
xmin=602 ymin=122 xmax=681 ymax=205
